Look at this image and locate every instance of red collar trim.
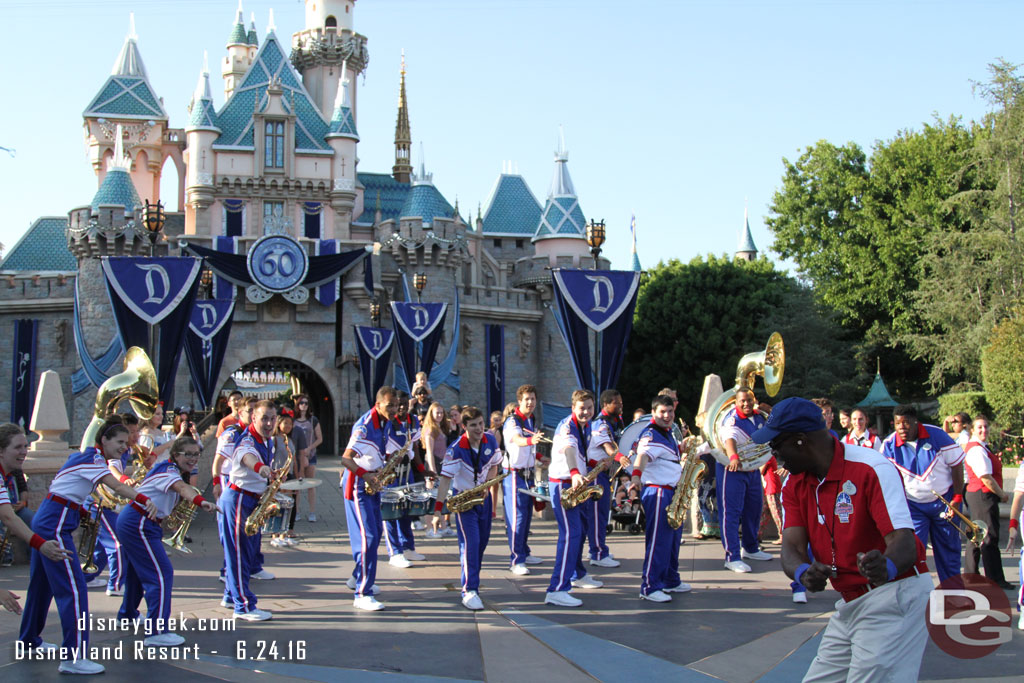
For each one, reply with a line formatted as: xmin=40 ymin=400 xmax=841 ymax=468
xmin=893 ymin=423 xmax=929 ymax=448
xmin=371 ymin=407 xmax=383 ymax=430
xmin=821 ymin=436 xmax=846 ymax=482
xmin=247 ymin=423 xmax=266 ymax=445
xmin=571 ymin=414 xmax=588 ymax=431
xmin=459 ymin=433 xmax=485 ymax=450
xmin=735 ymin=407 xmax=759 ymax=420
xmin=515 ymin=408 xmax=532 ymax=422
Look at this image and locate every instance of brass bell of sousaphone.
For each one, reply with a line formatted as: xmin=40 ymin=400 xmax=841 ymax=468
xmin=703 ymin=332 xmax=785 ymax=470
xmin=80 ymin=346 xmax=159 ymax=451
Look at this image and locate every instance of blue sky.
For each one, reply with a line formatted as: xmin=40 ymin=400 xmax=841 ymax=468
xmin=1 ymin=0 xmax=1018 ymax=271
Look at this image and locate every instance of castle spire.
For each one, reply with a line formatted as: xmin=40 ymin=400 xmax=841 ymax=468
xmin=736 ymin=203 xmax=758 ymax=262
xmin=326 ymin=59 xmax=358 ymax=140
xmin=111 ymin=13 xmax=147 ymax=78
xmin=227 ymin=0 xmax=247 ymax=45
xmin=393 ymin=50 xmax=413 ymax=183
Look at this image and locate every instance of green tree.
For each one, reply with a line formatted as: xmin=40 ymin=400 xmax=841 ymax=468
xmin=981 ymin=311 xmax=1024 ymax=432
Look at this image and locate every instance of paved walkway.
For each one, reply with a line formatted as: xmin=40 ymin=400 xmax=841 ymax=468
xmin=1 ymin=456 xmax=1021 ymax=681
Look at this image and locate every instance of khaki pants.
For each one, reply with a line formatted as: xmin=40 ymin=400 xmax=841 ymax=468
xmin=804 ymin=573 xmax=933 ymax=683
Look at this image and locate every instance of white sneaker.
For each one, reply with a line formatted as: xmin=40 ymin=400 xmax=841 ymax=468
xmin=218 ymin=574 xmax=225 ymax=583
xmin=353 ymin=595 xmax=385 ymax=611
xmin=234 ymin=608 xmax=272 ymax=621
xmin=441 ymin=527 xmax=456 ymax=537
xmin=411 ymin=521 xmax=425 ymax=530
xmin=741 ymin=549 xmax=773 ymax=561
xmin=283 ymin=537 xmax=299 ymax=547
xmin=30 ymin=640 xmax=58 ymax=651
xmin=220 ymin=598 xmax=232 ymax=608
xmin=571 ymin=575 xmax=604 ymax=589
xmin=524 ymin=555 xmax=543 ymax=565
xmin=308 ymin=513 xmax=317 ymax=522
xmin=144 ymin=632 xmax=186 ymax=647
xmin=544 ymin=591 xmax=582 ymax=607
xmin=589 ymin=556 xmax=620 ymax=568
xmin=84 ymin=577 xmax=105 ymax=589
xmin=640 ymin=590 xmax=672 ymax=603
xmin=461 ymin=591 xmax=484 ymax=610
xmin=389 ymin=554 xmax=412 ymax=568
xmin=344 ymin=576 xmax=381 ymax=594
xmin=251 ymin=569 xmax=276 ymax=580
xmin=510 ymin=563 xmax=530 ymax=576
xmin=59 ymin=658 xmax=105 ymax=674
xmin=270 ymin=538 xmax=286 ymax=548
xmin=106 ymin=587 xmax=124 ymax=597
xmin=1018 ymin=612 xmax=1024 ymax=630
xmin=724 ymin=560 xmax=752 ymax=573
xmin=404 ymin=550 xmax=426 ymax=561
xmin=663 ymin=583 xmax=692 ymax=593
xmin=424 ymin=529 xmax=441 ymax=539
xmin=793 ymin=591 xmax=808 ymax=604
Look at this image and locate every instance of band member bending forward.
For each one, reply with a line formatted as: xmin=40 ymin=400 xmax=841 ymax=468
xmin=117 ymin=436 xmax=216 ymax=645
xmin=502 ymin=384 xmax=545 ymax=575
xmin=339 ymin=386 xmax=396 ymax=611
xmin=431 ymin=407 xmax=503 ymax=610
xmin=632 ymin=394 xmax=690 ymax=602
xmin=757 ymin=398 xmax=932 ymax=682
xmin=19 ymin=418 xmax=157 ymax=675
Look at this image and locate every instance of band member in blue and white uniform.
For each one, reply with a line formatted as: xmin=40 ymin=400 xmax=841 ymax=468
xmin=82 ymin=417 xmax=135 ymax=595
xmin=116 ymin=437 xmax=216 ymax=646
xmin=431 ymin=406 xmax=503 ymax=610
xmin=631 ymin=394 xmax=691 ymax=602
xmin=584 ymin=389 xmax=626 ymax=568
xmin=544 ymin=390 xmax=611 ymax=607
xmin=718 ymin=387 xmax=773 ymax=572
xmin=881 ymin=404 xmax=965 ymax=582
xmin=502 ymin=384 xmax=546 ymax=575
xmin=19 ymin=418 xmax=157 ymax=675
xmin=212 ymin=397 xmax=255 ymax=591
xmin=340 ymin=386 xmax=397 ymax=611
xmin=218 ymin=400 xmax=276 ymax=621
xmin=383 ymin=398 xmax=425 ymax=568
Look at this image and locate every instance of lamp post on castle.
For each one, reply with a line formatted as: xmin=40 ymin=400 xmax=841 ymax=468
xmin=143 ymin=199 xmax=166 ymax=256
xmin=200 ymin=269 xmax=214 ymax=298
xmin=413 ymin=272 xmax=427 ymax=302
xmin=586 ymin=219 xmax=606 ymax=269
xmin=369 ymin=300 xmax=381 ymax=327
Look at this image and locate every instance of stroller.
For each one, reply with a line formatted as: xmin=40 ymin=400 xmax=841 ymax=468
xmin=608 ymin=475 xmax=645 ymax=535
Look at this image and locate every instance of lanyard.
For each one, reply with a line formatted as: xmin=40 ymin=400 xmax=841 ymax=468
xmin=812 ymin=439 xmax=846 ymax=578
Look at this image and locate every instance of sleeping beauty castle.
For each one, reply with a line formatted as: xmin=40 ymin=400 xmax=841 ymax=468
xmin=0 ymin=1 xmax=687 ymax=453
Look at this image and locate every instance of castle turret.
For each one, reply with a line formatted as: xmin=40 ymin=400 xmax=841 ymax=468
xmin=531 ymin=128 xmax=589 ymax=263
xmin=222 ymin=1 xmax=251 ymax=101
xmin=392 ymin=52 xmax=413 ymax=183
xmin=326 ymin=62 xmax=359 ymax=236
xmin=185 ymin=53 xmax=220 ymax=235
xmin=736 ymin=206 xmax=758 ymax=262
xmin=290 ymin=0 xmax=367 ymax=119
xmin=247 ymin=12 xmax=259 ymax=60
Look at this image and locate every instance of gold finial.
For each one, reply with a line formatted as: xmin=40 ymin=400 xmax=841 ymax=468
xmin=400 ymin=48 xmax=406 ymax=76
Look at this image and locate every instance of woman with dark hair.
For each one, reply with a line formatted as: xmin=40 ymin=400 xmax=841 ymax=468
xmin=269 ymin=412 xmax=304 ymax=547
xmin=292 ymin=394 xmax=322 ymax=522
xmin=116 ymin=437 xmax=216 ymax=646
xmin=18 ymin=419 xmax=158 ymax=675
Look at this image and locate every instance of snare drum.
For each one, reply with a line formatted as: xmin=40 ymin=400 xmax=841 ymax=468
xmin=406 ymin=490 xmax=432 ymax=517
xmin=261 ymin=494 xmax=294 ymax=533
xmin=381 ymin=489 xmax=407 ymax=521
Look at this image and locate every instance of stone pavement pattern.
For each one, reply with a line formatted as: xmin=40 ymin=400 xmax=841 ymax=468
xmin=0 ymin=456 xmax=1021 ymax=682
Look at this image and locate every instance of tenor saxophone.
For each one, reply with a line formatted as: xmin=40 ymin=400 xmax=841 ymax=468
xmin=364 ymin=439 xmax=412 ymax=495
xmin=79 ymin=509 xmax=101 ymax=573
xmin=560 ymin=458 xmax=617 ymax=509
xmin=667 ymin=436 xmax=708 ymax=530
xmin=447 ymin=472 xmax=511 ymax=513
xmin=244 ymin=436 xmax=294 ymax=536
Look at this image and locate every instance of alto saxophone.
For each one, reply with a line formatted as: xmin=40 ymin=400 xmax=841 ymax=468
xmin=244 ymin=436 xmax=294 ymax=536
xmin=560 ymin=458 xmax=615 ymax=509
xmin=667 ymin=436 xmax=708 ymax=530
xmin=447 ymin=472 xmax=511 ymax=514
xmin=79 ymin=509 xmax=102 ymax=573
xmin=163 ymin=485 xmax=202 ymax=554
xmin=364 ymin=438 xmax=413 ymax=495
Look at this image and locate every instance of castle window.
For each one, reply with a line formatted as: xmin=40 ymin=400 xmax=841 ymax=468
xmin=325 ymin=15 xmax=337 ymax=28
xmin=263 ymin=201 xmax=286 ymax=234
xmin=303 ymin=202 xmax=322 ymax=239
xmin=492 ymin=238 xmax=502 ymax=249
xmin=224 ymin=199 xmax=245 ymax=236
xmin=264 ymin=121 xmax=285 ymax=168
xmin=516 ymin=239 xmax=524 ymax=248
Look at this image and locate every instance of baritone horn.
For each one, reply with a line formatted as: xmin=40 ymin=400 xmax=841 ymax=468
xmin=80 ymin=346 xmax=159 ymax=451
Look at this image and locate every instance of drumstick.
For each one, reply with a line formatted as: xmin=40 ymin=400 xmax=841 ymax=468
xmin=524 ymin=429 xmax=553 ymax=444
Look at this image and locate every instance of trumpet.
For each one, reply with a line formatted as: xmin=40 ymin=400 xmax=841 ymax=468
xmin=932 ymin=489 xmax=988 ymax=546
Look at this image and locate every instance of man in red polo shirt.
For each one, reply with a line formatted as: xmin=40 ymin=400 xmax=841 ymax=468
xmin=753 ymin=397 xmax=933 ymax=682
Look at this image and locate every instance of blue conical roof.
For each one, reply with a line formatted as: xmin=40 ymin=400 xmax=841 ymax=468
xmin=632 ymin=250 xmax=642 ymax=272
xmin=92 ymin=168 xmax=141 ymax=216
xmin=400 ymin=184 xmax=455 ymax=227
xmin=84 ymin=30 xmax=167 ymax=120
xmin=481 ymin=172 xmax=542 ymax=236
xmin=326 ymin=66 xmax=358 ymax=140
xmin=738 ymin=213 xmax=758 ymax=254
xmin=186 ymin=59 xmax=219 ymax=132
xmin=533 ymin=131 xmax=586 ymax=242
xmin=856 ymin=372 xmax=899 ymax=409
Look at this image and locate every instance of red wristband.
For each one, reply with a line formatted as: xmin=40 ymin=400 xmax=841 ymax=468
xmin=134 ymin=493 xmax=150 ymax=506
xmin=434 ymin=501 xmax=444 ymax=513
xmin=355 ymin=467 xmax=367 ymax=478
xmin=119 ymin=474 xmax=132 ymax=483
xmin=614 ymin=452 xmax=627 ymax=464
xmin=1010 ymin=519 xmax=1019 ymax=530
xmin=569 ymin=468 xmax=580 ymax=477
xmin=525 ymin=437 xmax=535 ymax=446
xmin=192 ymin=494 xmax=206 ymax=507
xmin=587 ymin=459 xmax=598 ymax=468
xmin=632 ymin=469 xmax=642 ymax=478
xmin=950 ymin=494 xmax=964 ymax=505
xmin=729 ymin=455 xmax=740 ymax=462
xmin=29 ymin=534 xmax=46 ymax=550
xmin=253 ymin=462 xmax=266 ymax=474
xmin=415 ymin=462 xmax=426 ymax=473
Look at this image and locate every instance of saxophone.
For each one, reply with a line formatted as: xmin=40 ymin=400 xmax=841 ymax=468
xmin=79 ymin=509 xmax=101 ymax=573
xmin=163 ymin=485 xmax=201 ymax=554
xmin=244 ymin=436 xmax=294 ymax=536
xmin=560 ymin=458 xmax=615 ymax=509
xmin=364 ymin=438 xmax=412 ymax=495
xmin=667 ymin=436 xmax=708 ymax=530
xmin=447 ymin=472 xmax=511 ymax=513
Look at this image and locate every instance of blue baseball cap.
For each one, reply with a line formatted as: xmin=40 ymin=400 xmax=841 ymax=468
xmin=751 ymin=397 xmax=827 ymax=444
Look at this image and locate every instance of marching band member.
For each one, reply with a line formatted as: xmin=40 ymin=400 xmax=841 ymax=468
xmin=584 ymin=389 xmax=626 ymax=568
xmin=761 ymin=398 xmax=932 ymax=682
xmin=83 ymin=415 xmax=136 ymax=595
xmin=544 ymin=389 xmax=605 ymax=607
xmin=843 ymin=409 xmax=882 ymax=452
xmin=962 ymin=415 xmax=1011 ymax=586
xmin=19 ymin=418 xmax=157 ymax=675
xmin=219 ymin=400 xmax=276 ymax=621
xmin=213 ymin=397 xmax=255 ymax=593
xmin=383 ymin=396 xmax=424 ymax=567
xmin=340 ymin=386 xmax=397 ymax=611
xmin=116 ymin=437 xmax=216 ymax=646
xmin=502 ymin=384 xmax=545 ymax=575
xmin=430 ymin=407 xmax=503 ymax=610
xmin=718 ymin=387 xmax=773 ymax=572
xmin=631 ymin=394 xmax=690 ymax=602
xmin=881 ymin=404 xmax=965 ymax=582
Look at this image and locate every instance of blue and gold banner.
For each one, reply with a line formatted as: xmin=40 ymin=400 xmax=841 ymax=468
xmin=183 ymin=300 xmax=235 ymax=410
xmin=354 ymin=326 xmax=395 ymax=408
xmin=11 ymin=319 xmax=38 ymax=429
xmin=391 ymin=302 xmax=447 ymax=390
xmin=484 ymin=324 xmax=504 ymax=416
